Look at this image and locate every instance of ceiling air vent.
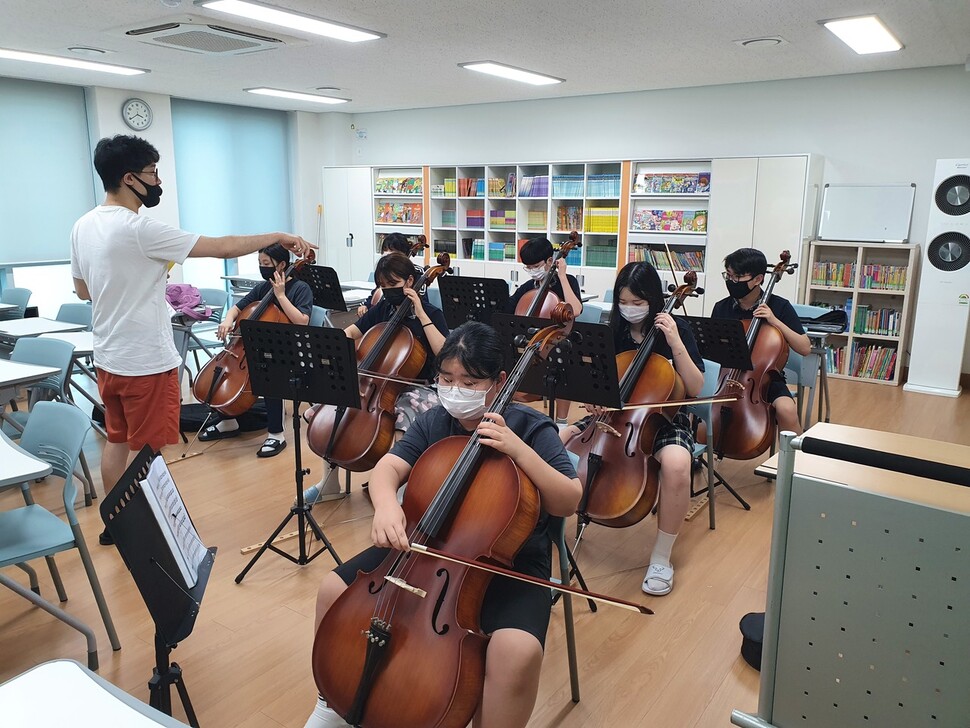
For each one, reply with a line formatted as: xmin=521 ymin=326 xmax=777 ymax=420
xmin=126 ymin=21 xmax=283 ymax=55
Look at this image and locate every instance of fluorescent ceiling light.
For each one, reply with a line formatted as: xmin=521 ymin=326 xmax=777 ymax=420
xmin=459 ymin=61 xmax=563 ymax=86
xmin=822 ymin=15 xmax=903 ymax=54
xmin=246 ymin=87 xmax=349 ymax=105
xmin=197 ymin=0 xmax=383 ymax=42
xmin=0 ymin=48 xmax=145 ymax=75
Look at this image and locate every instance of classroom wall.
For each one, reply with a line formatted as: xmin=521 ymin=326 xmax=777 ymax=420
xmin=344 ymin=65 xmax=970 ymax=373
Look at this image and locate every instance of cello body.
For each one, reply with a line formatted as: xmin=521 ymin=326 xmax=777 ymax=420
xmin=306 ymin=324 xmax=427 ymax=472
xmin=514 ymin=286 xmax=561 ymax=318
xmin=710 ymin=319 xmax=788 ymax=460
xmin=566 ymin=351 xmax=684 ymax=528
xmin=312 ymin=436 xmax=539 ymax=728
xmin=191 ymin=299 xmax=289 ymax=417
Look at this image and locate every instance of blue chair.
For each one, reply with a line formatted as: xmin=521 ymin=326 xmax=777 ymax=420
xmin=785 ymin=303 xmax=830 ymax=430
xmin=603 ymin=289 xmax=614 ymax=304
xmin=574 ymin=304 xmax=601 ymax=323
xmin=55 ymin=303 xmax=93 ymax=330
xmin=685 ymin=358 xmax=750 ymax=528
xmin=426 ymin=285 xmax=442 ymax=311
xmin=0 ymin=287 xmax=31 ymax=320
xmin=4 ymin=337 xmax=98 ymax=506
xmin=309 ymin=305 xmax=331 ymax=327
xmin=0 ymin=402 xmax=121 ymax=669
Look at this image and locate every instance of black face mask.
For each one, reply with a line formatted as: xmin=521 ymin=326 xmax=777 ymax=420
xmin=127 ymin=174 xmax=163 ymax=208
xmin=381 ymin=287 xmax=406 ymax=306
xmin=259 ymin=266 xmax=278 ymax=281
xmin=725 ymin=278 xmax=753 ymax=300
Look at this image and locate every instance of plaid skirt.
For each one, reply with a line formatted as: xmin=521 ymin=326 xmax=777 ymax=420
xmin=394 ymin=385 xmax=439 ymax=433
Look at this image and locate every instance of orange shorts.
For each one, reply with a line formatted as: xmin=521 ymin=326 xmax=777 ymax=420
xmin=97 ymin=368 xmax=180 ymax=451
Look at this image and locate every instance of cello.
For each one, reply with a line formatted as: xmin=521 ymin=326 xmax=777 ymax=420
xmin=565 ymin=272 xmax=701 ymax=528
xmin=710 ymin=251 xmax=797 ymax=461
xmin=192 ymin=252 xmax=314 ymax=417
xmin=311 ymin=307 xmax=581 ymax=728
xmin=514 ymin=231 xmax=581 ymax=318
xmin=305 ymin=253 xmax=451 ymax=472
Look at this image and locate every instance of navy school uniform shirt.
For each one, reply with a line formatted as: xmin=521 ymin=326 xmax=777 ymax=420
xmin=506 ymin=274 xmax=582 ymax=313
xmin=615 ymin=317 xmax=706 ymax=372
xmin=355 ymin=298 xmax=449 ymax=382
xmin=711 ymin=293 xmax=805 ymax=381
xmin=389 ymin=403 xmax=577 ymax=556
xmin=236 ymin=278 xmax=314 ymax=318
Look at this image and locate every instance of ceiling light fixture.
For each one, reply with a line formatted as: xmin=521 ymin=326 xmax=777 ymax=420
xmin=458 ymin=61 xmax=563 ymax=86
xmin=821 ymin=15 xmax=903 ymax=55
xmin=246 ymin=87 xmax=349 ymax=105
xmin=196 ymin=0 xmax=384 ymax=42
xmin=0 ymin=48 xmax=146 ymax=75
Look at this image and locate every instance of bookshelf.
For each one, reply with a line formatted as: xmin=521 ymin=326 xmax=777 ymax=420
xmin=628 ymin=160 xmax=711 ymax=310
xmin=373 ymin=167 xmax=425 ymax=249
xmin=805 ymin=240 xmax=920 ymax=385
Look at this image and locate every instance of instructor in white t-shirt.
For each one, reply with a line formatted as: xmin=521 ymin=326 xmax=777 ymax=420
xmin=70 ymin=135 xmax=314 ymax=545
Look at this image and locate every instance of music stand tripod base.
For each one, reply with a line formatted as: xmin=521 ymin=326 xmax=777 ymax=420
xmin=234 ymin=320 xmax=359 ymax=582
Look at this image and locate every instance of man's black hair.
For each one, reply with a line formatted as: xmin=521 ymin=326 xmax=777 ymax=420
xmin=519 ymin=237 xmax=554 ymax=266
xmin=93 ymin=135 xmax=160 ymax=192
xmin=723 ymin=248 xmax=768 ymax=278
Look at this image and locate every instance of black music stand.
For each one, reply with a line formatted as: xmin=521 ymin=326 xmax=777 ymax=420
xmin=684 ymin=316 xmax=757 ymax=509
xmin=292 ymin=264 xmax=349 ymax=327
xmin=494 ymin=313 xmax=621 ymax=612
xmin=234 ymin=320 xmax=358 ymax=582
xmin=438 ymin=275 xmax=510 ymax=328
xmin=101 ymin=447 xmax=216 ymax=727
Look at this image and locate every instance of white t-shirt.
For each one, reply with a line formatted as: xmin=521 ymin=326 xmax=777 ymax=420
xmin=70 ymin=205 xmax=200 ymax=376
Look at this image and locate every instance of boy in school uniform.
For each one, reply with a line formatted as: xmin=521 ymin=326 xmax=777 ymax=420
xmin=505 ymin=236 xmax=583 ymax=318
xmin=710 ymin=247 xmax=811 ymax=435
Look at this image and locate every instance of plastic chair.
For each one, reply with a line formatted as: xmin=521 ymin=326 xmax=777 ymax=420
xmin=309 ymin=305 xmax=330 ymax=327
xmin=0 ymin=402 xmax=121 ymax=669
xmin=788 ymin=303 xmax=833 ymax=429
xmin=4 ymin=337 xmax=98 ymax=506
xmin=55 ymin=303 xmax=93 ymax=330
xmin=426 ymin=286 xmax=442 ymax=311
xmin=603 ymin=289 xmax=613 ymax=304
xmin=684 ymin=358 xmax=750 ymax=528
xmin=187 ymin=288 xmax=231 ymax=377
xmin=551 ymin=516 xmax=581 ymax=703
xmin=574 ymin=304 xmax=601 ymax=324
xmin=0 ymin=287 xmax=31 ymax=320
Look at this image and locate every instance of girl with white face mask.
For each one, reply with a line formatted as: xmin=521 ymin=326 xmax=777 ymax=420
xmin=559 ymin=261 xmax=705 ymax=598
xmin=303 ymin=321 xmax=582 ymax=728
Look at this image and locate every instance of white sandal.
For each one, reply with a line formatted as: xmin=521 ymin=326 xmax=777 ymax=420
xmin=642 ymin=563 xmax=674 ymax=596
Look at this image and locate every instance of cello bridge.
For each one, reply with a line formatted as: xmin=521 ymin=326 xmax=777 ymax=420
xmin=594 ymin=422 xmax=622 ymax=438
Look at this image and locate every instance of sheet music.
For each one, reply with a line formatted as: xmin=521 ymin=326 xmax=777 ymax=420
xmin=140 ymin=457 xmax=207 ymax=589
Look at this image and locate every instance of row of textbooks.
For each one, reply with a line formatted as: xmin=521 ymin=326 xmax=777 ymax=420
xmin=436 ymin=178 xmax=488 ymax=197
xmin=527 ymin=209 xmax=547 ymax=229
xmin=628 ymin=246 xmax=705 ymax=271
xmin=433 ymin=239 xmax=457 ymax=255
xmin=519 ymin=175 xmax=549 ymax=197
xmin=826 ymin=345 xmax=847 ymax=375
xmin=849 ymin=343 xmax=898 ymax=380
xmin=859 ymin=264 xmax=908 ymax=290
xmin=812 ymin=261 xmax=856 ymax=288
xmin=585 ymin=243 xmax=618 ymax=268
xmin=854 ymin=305 xmax=901 ymax=337
xmin=487 ymin=241 xmax=517 ymax=261
xmin=375 ymin=202 xmax=423 ymax=225
xmin=631 ymin=208 xmax=708 ymax=232
xmin=584 ymin=207 xmax=619 ymax=233
xmin=465 ymin=210 xmax=485 ymax=228
xmin=587 ymin=173 xmax=622 ymax=197
xmin=551 ymin=175 xmax=584 ymax=198
xmin=556 ymin=205 xmax=583 ymax=232
xmin=441 ymin=209 xmax=456 ymax=227
xmin=489 ymin=209 xmax=517 ymax=230
xmin=631 ymin=171 xmax=711 ymax=195
xmin=375 ymin=176 xmax=422 ymax=195
xmin=487 ymin=177 xmax=514 ymax=197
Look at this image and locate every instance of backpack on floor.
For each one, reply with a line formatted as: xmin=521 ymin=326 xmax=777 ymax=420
xmin=179 ymin=401 xmax=268 ymax=433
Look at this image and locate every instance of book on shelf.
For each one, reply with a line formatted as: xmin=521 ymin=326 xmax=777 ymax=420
xmin=519 ymin=175 xmax=549 ymax=197
xmin=465 ymin=209 xmax=485 ymax=228
xmin=853 ymin=305 xmax=901 ymax=336
xmin=375 ymin=176 xmax=423 ymax=195
xmin=441 ymin=209 xmax=456 ymax=227
xmin=551 ymin=174 xmax=584 ymax=198
xmin=434 ymin=238 xmax=457 ymax=255
xmin=487 ymin=241 xmax=506 ymax=261
xmin=812 ymin=261 xmax=857 ymax=287
xmin=849 ymin=342 xmax=898 ymax=380
xmin=506 ymin=173 xmax=516 ymax=197
xmin=586 ymin=173 xmax=621 ymax=197
xmin=584 ymin=207 xmax=619 ymax=233
xmin=488 ymin=209 xmax=516 ymax=229
xmin=631 ymin=171 xmax=711 ymax=195
xmin=631 ymin=207 xmax=707 ymax=232
xmin=859 ymin=264 xmax=908 ymax=290
xmin=140 ymin=457 xmax=208 ymax=589
xmin=555 ymin=205 xmax=583 ymax=232
xmin=826 ymin=344 xmax=847 ymax=374
xmin=458 ymin=178 xmax=483 ymax=197
xmin=628 ymin=246 xmax=704 ymax=271
xmin=526 ymin=209 xmax=548 ymax=230
xmin=471 ymin=238 xmax=486 ymax=260
xmin=375 ymin=201 xmax=423 ymax=225
xmin=444 ymin=178 xmax=457 ymax=196
xmin=585 ymin=241 xmax=618 ymax=268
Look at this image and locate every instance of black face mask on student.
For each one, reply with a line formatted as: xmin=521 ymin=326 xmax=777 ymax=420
xmin=259 ymin=266 xmax=278 ymax=281
xmin=381 ymin=287 xmax=406 ymax=306
xmin=127 ymin=175 xmax=163 ymax=208
xmin=725 ymin=278 xmax=753 ymax=300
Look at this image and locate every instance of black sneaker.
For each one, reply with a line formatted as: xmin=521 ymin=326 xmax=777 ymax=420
xmin=99 ymin=528 xmax=114 ymax=546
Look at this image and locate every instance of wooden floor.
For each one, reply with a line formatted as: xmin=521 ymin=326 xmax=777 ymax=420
xmin=2 ymin=378 xmax=968 ymax=727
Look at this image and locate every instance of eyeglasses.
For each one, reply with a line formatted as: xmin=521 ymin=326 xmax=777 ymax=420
xmin=131 ymin=168 xmax=159 ymax=182
xmin=721 ymin=271 xmax=754 ymax=283
xmin=434 ymin=375 xmax=488 ymax=398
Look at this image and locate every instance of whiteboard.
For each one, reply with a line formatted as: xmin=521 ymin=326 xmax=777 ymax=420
xmin=817 ymin=184 xmax=916 ymax=243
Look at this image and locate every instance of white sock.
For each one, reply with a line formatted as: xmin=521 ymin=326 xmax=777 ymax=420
xmin=650 ymin=529 xmax=678 ymax=568
xmin=215 ymin=419 xmax=239 ymax=433
xmin=304 ymin=696 xmax=343 ymax=728
xmin=267 ymin=432 xmax=285 ymax=443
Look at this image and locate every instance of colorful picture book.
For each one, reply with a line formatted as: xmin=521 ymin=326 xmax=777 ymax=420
xmin=631 ymin=171 xmax=711 ymax=195
xmin=374 ymin=176 xmax=422 ymax=195
xmin=630 ymin=208 xmax=707 ymax=232
xmin=375 ymin=201 xmax=423 ymax=225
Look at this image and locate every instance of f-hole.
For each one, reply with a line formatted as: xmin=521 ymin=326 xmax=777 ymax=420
xmin=431 ymin=568 xmax=451 ymax=636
